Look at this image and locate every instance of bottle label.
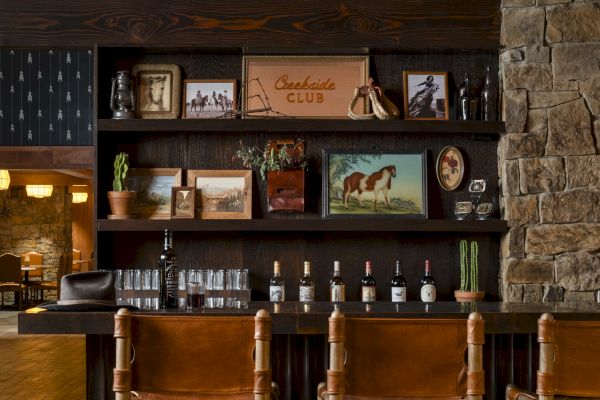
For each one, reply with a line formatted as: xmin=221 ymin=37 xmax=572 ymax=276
xmin=330 ymin=285 xmax=345 ymax=302
xmin=165 ymin=261 xmax=179 ymax=308
xmin=420 ymin=284 xmax=436 ymax=302
xmin=391 ymin=287 xmax=406 ymax=302
xmin=270 ymin=285 xmax=285 ymax=302
xmin=362 ymin=286 xmax=376 ymax=302
xmin=299 ymin=286 xmax=314 ymax=302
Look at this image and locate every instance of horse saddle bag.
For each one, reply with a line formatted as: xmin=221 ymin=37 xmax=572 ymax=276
xmin=266 ymin=139 xmax=305 ymax=213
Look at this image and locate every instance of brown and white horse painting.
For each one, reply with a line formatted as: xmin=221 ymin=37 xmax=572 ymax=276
xmin=343 ymin=165 xmax=397 ymax=211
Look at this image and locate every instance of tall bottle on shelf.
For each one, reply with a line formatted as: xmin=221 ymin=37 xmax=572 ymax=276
xmin=159 ymin=229 xmax=179 ymax=309
xmin=480 ymin=65 xmax=497 ymax=121
xmin=330 ymin=260 xmax=345 ymax=302
xmin=390 ymin=260 xmax=407 ymax=302
xmin=299 ymin=261 xmax=315 ymax=302
xmin=269 ymin=261 xmax=285 ymax=302
xmin=420 ymin=259 xmax=436 ymax=302
xmin=361 ymin=261 xmax=376 ymax=302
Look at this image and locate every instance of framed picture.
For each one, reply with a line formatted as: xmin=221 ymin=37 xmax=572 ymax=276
xmin=322 ymin=150 xmax=427 ymax=218
xmin=403 ymin=71 xmax=449 ymax=120
xmin=127 ymin=168 xmax=183 ymax=219
xmin=436 ymin=146 xmax=465 ymax=191
xmin=186 ymin=170 xmax=252 ymax=219
xmin=243 ymin=55 xmax=369 ymax=118
xmin=132 ymin=64 xmax=182 ymax=119
xmin=171 ymin=186 xmax=195 ymax=219
xmin=182 ymin=79 xmax=237 ymax=119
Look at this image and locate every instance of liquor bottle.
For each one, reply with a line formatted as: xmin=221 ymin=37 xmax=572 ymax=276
xmin=299 ymin=261 xmax=315 ymax=302
xmin=361 ymin=261 xmax=376 ymax=302
xmin=420 ymin=259 xmax=436 ymax=302
xmin=329 ymin=260 xmax=345 ymax=302
xmin=390 ymin=260 xmax=407 ymax=302
xmin=480 ymin=65 xmax=497 ymax=121
xmin=269 ymin=261 xmax=285 ymax=302
xmin=159 ymin=229 xmax=179 ymax=309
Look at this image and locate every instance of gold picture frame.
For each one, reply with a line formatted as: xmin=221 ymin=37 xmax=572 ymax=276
xmin=127 ymin=168 xmax=183 ymax=219
xmin=182 ymin=79 xmax=237 ymax=119
xmin=243 ymin=55 xmax=369 ymax=118
xmin=132 ymin=63 xmax=182 ymax=119
xmin=403 ymin=71 xmax=449 ymax=120
xmin=186 ymin=170 xmax=252 ymax=219
xmin=436 ymin=146 xmax=465 ymax=191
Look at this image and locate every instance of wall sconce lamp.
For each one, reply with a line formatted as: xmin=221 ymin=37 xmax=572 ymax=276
xmin=0 ymin=170 xmax=10 ymax=190
xmin=72 ymin=192 xmax=89 ymax=203
xmin=26 ymin=185 xmax=54 ymax=198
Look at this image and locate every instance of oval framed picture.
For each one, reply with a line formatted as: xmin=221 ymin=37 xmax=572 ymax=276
xmin=436 ymin=146 xmax=465 ymax=191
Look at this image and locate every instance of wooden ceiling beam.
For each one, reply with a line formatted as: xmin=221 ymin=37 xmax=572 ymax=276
xmin=0 ymin=146 xmax=93 ymax=169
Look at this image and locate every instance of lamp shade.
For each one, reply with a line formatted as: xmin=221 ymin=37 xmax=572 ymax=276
xmin=26 ymin=185 xmax=53 ymax=198
xmin=72 ymin=192 xmax=88 ymax=203
xmin=0 ymin=170 xmax=9 ymax=190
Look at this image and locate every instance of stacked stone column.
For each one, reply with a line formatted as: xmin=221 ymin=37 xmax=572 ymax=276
xmin=500 ymin=0 xmax=600 ymax=302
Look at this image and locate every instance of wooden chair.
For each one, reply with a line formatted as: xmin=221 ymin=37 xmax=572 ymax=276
xmin=29 ymin=253 xmax=72 ymax=301
xmin=318 ymin=310 xmax=485 ymax=400
xmin=72 ymin=249 xmax=81 ymax=273
xmin=507 ymin=313 xmax=600 ymax=400
xmin=0 ymin=253 xmax=27 ymax=309
xmin=113 ymin=308 xmax=278 ymax=399
xmin=21 ymin=251 xmax=43 ymax=300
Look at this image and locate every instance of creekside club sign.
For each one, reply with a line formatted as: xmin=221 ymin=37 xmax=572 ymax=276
xmin=244 ymin=56 xmax=368 ymax=118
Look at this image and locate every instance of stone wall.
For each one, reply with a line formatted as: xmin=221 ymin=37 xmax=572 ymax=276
xmin=0 ymin=186 xmax=71 ymax=302
xmin=499 ymin=0 xmax=600 ymax=302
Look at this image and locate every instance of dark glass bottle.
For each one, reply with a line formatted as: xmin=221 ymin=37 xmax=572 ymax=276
xmin=299 ymin=261 xmax=314 ymax=302
xmin=269 ymin=261 xmax=285 ymax=302
xmin=329 ymin=261 xmax=345 ymax=302
xmin=480 ymin=65 xmax=497 ymax=121
xmin=159 ymin=229 xmax=178 ymax=309
xmin=361 ymin=261 xmax=376 ymax=302
xmin=420 ymin=259 xmax=436 ymax=302
xmin=390 ymin=260 xmax=407 ymax=302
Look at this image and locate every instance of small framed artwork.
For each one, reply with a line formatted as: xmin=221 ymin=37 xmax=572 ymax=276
xmin=243 ymin=55 xmax=369 ymax=118
xmin=171 ymin=186 xmax=195 ymax=219
xmin=126 ymin=168 xmax=183 ymax=219
xmin=436 ymin=146 xmax=465 ymax=191
xmin=132 ymin=64 xmax=182 ymax=119
xmin=182 ymin=79 xmax=237 ymax=119
xmin=322 ymin=150 xmax=427 ymax=218
xmin=186 ymin=170 xmax=252 ymax=219
xmin=403 ymin=71 xmax=449 ymax=120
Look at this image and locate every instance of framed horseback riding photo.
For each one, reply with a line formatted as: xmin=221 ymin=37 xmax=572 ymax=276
xmin=402 ymin=71 xmax=449 ymax=120
xmin=132 ymin=63 xmax=181 ymax=119
xmin=322 ymin=150 xmax=428 ymax=219
xmin=182 ymin=79 xmax=237 ymax=119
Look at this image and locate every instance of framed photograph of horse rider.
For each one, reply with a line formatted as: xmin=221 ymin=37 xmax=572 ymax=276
xmin=402 ymin=71 xmax=449 ymax=120
xmin=182 ymin=79 xmax=237 ymax=119
xmin=132 ymin=63 xmax=182 ymax=119
xmin=322 ymin=150 xmax=427 ymax=219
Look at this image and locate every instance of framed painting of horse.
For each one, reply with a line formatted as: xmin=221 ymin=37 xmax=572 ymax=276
xmin=131 ymin=64 xmax=181 ymax=119
xmin=182 ymin=79 xmax=237 ymax=119
xmin=322 ymin=150 xmax=427 ymax=218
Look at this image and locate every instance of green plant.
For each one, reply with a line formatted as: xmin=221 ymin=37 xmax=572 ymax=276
xmin=234 ymin=141 xmax=307 ymax=180
xmin=459 ymin=239 xmax=479 ymax=292
xmin=112 ymin=152 xmax=130 ymax=192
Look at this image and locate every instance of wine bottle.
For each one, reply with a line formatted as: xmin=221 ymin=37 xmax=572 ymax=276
xmin=269 ymin=261 xmax=285 ymax=302
xmin=480 ymin=65 xmax=497 ymax=121
xmin=361 ymin=261 xmax=376 ymax=302
xmin=299 ymin=261 xmax=315 ymax=302
xmin=159 ymin=229 xmax=179 ymax=309
xmin=330 ymin=260 xmax=345 ymax=302
xmin=390 ymin=260 xmax=407 ymax=302
xmin=420 ymin=259 xmax=436 ymax=302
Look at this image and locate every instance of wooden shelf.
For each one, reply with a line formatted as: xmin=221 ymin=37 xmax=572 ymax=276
xmin=97 ymin=218 xmax=507 ymax=233
xmin=97 ymin=119 xmax=505 ymax=135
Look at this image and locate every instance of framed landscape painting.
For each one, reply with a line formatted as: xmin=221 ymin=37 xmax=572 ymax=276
xmin=186 ymin=170 xmax=252 ymax=219
xmin=127 ymin=168 xmax=183 ymax=219
xmin=322 ymin=150 xmax=427 ymax=218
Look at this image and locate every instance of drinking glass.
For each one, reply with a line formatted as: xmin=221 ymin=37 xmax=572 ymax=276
xmin=186 ymin=282 xmax=205 ymax=311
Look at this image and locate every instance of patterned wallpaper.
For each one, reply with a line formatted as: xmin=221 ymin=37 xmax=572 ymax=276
xmin=0 ymin=49 xmax=93 ymax=146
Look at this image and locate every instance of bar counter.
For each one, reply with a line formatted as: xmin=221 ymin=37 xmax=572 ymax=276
xmin=18 ymin=301 xmax=600 ymax=400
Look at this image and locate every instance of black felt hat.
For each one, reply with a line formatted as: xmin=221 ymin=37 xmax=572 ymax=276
xmin=40 ymin=271 xmax=137 ymax=311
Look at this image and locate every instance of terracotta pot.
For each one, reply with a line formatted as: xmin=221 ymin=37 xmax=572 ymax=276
xmin=454 ymin=290 xmax=485 ymax=302
xmin=107 ymin=191 xmax=136 ymax=219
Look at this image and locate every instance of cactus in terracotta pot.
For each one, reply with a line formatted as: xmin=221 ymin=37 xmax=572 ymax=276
xmin=456 ymin=239 xmax=483 ymax=301
xmin=107 ymin=152 xmax=136 ymax=218
xmin=112 ymin=152 xmax=129 ymax=191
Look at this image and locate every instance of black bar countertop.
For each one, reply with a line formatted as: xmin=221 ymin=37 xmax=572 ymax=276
xmin=18 ymin=301 xmax=600 ymax=335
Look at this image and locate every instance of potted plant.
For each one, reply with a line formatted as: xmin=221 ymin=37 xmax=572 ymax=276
xmin=454 ymin=239 xmax=485 ymax=302
xmin=235 ymin=139 xmax=307 ymax=213
xmin=107 ymin=152 xmax=136 ymax=219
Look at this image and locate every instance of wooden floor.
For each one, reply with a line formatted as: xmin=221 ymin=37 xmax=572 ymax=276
xmin=0 ymin=311 xmax=86 ymax=400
